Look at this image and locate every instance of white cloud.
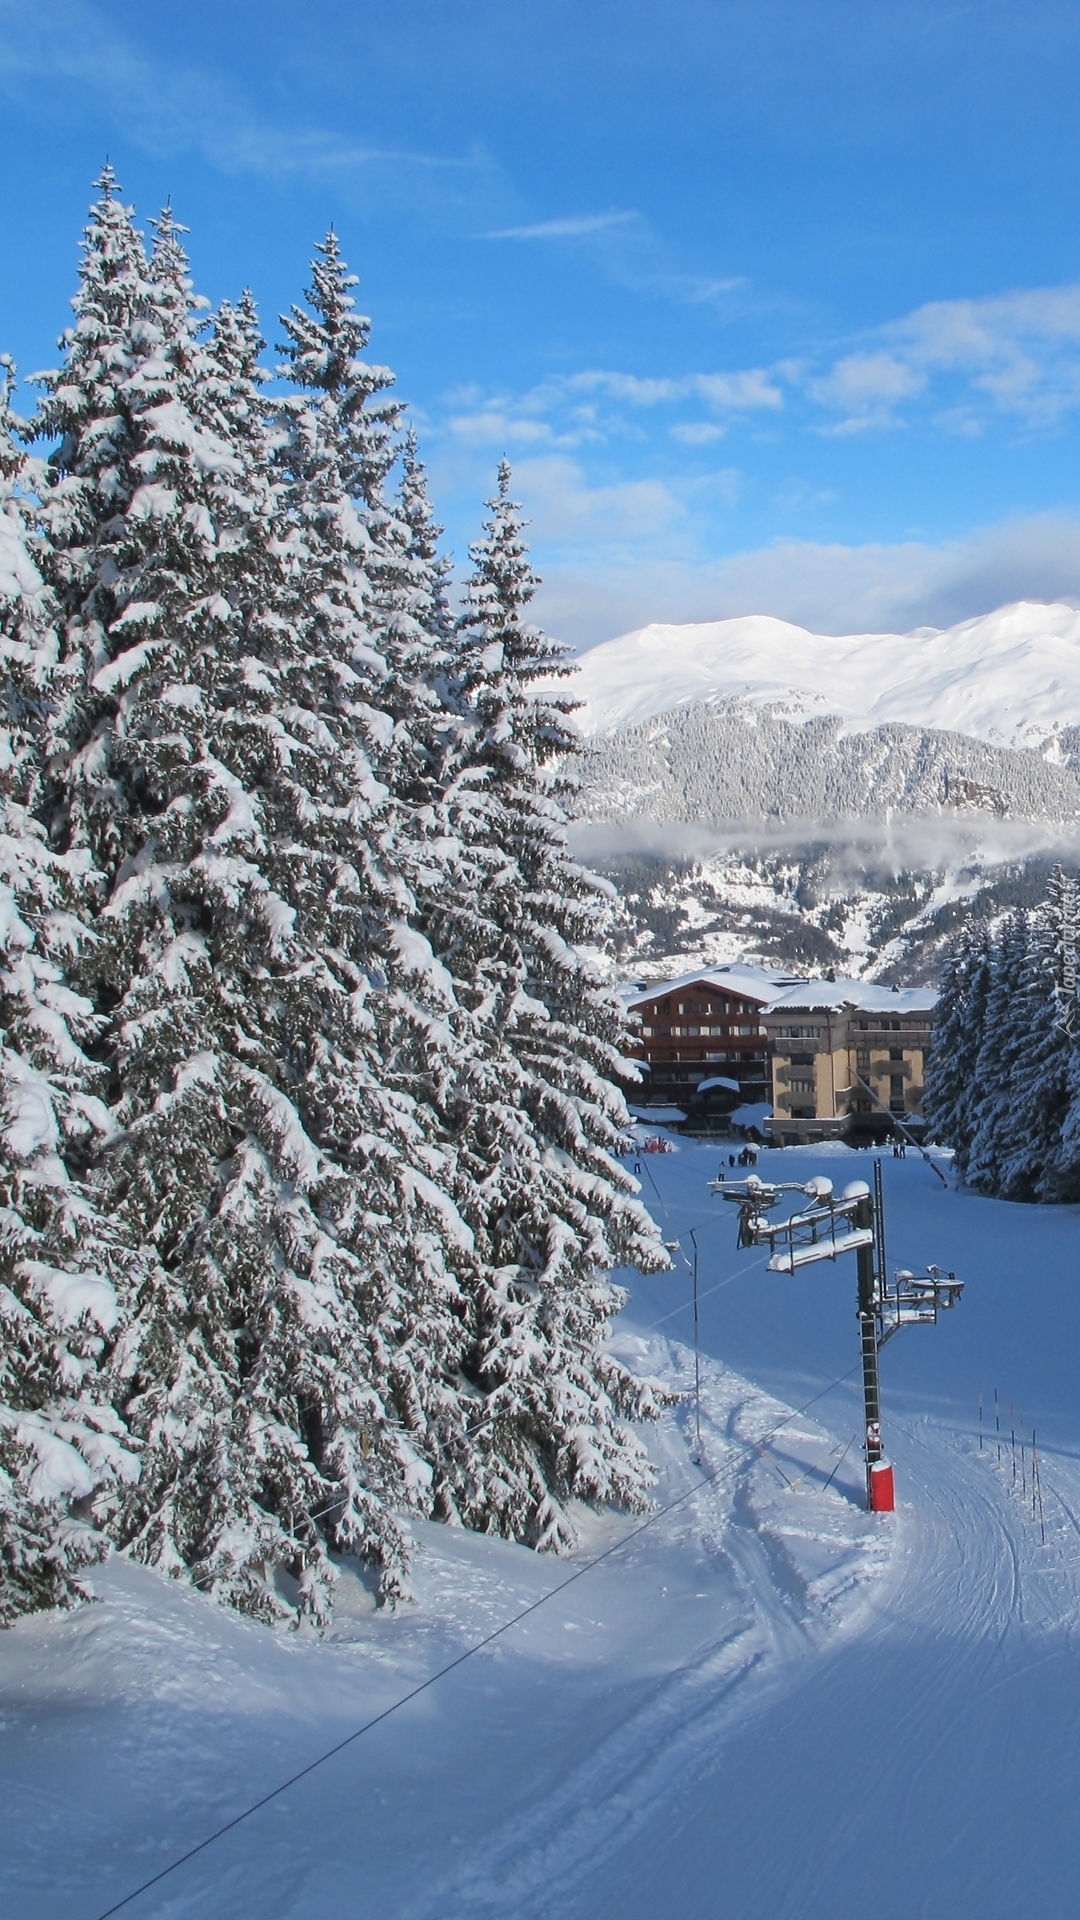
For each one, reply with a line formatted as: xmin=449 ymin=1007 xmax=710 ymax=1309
xmin=808 ymin=352 xmax=927 ymax=432
xmin=564 ymin=371 xmax=685 ymax=405
xmin=671 ymin=422 xmax=728 ymax=445
xmin=772 ymin=480 xmax=839 ymax=512
xmin=695 ymin=369 xmax=784 ymax=411
xmin=509 ymin=456 xmax=687 ymax=548
xmin=688 ymin=469 xmax=743 ymax=509
xmin=484 ymin=212 xmax=637 ymax=240
xmin=440 ymin=279 xmax=1080 ymax=455
xmin=527 ymin=513 xmax=1080 ymax=651
xmin=896 ymin=285 xmax=1080 ymax=369
xmin=446 ymin=411 xmax=561 ymax=447
xmin=433 ymin=364 xmax=788 ymax=456
xmin=0 ymin=0 xmax=486 ymax=202
xmin=809 ymin=283 xmax=1080 ymax=432
xmin=563 ymin=367 xmax=783 ymax=413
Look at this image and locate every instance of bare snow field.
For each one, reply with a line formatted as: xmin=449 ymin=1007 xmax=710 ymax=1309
xmin=4 ymin=1143 xmax=1080 ymax=1919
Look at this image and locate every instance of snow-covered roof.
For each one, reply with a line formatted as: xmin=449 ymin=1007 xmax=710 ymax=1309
xmin=764 ymin=979 xmax=938 ymax=1016
xmin=623 ymin=963 xmax=800 ymax=1011
xmin=729 ymin=1102 xmax=774 ymax=1128
xmin=628 ymin=1105 xmax=686 ymax=1124
xmin=698 ymin=1075 xmax=741 ymax=1093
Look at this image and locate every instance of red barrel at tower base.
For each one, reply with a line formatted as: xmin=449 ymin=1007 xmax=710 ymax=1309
xmin=869 ymin=1462 xmax=895 ymax=1511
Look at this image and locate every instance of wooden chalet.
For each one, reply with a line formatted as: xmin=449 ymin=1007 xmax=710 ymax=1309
xmin=621 ymin=964 xmax=799 ymax=1130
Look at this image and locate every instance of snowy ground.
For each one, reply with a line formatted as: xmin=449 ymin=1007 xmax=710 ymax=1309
xmin=5 ymin=1141 xmax=1080 ymax=1919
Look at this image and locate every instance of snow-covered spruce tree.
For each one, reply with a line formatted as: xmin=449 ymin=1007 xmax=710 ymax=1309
xmin=963 ymin=909 xmax=1031 ymax=1195
xmin=29 ymin=187 xmax=479 ymax=1621
xmin=376 ymin=428 xmax=459 ymax=806
xmin=415 ymin=460 xmax=669 ymax=1551
xmin=994 ymin=873 xmax=1076 ymax=1202
xmin=923 ymin=921 xmax=994 ymax=1157
xmin=273 ymin=237 xmax=514 ymax=1553
xmin=0 ymin=354 xmax=141 ymax=1622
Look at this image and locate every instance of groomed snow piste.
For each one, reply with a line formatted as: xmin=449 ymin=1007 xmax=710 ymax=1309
xmin=5 ymin=1142 xmax=1080 ymax=1919
xmin=568 ymin=599 xmax=1080 ymax=750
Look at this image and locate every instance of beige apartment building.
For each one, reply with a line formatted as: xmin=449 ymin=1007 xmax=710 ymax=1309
xmin=762 ymin=980 xmax=938 ymax=1146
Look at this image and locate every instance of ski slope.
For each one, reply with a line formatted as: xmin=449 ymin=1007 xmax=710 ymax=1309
xmin=4 ymin=1143 xmax=1080 ymax=1919
xmin=568 ymin=599 xmax=1080 ymax=750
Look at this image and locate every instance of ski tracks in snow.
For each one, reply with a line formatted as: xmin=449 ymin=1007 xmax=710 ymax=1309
xmin=403 ymin=1371 xmax=1080 ymax=1920
xmin=401 ymin=1333 xmax=893 ymax=1920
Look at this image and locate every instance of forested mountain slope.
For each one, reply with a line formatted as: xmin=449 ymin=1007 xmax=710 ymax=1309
xmin=568 ymin=606 xmax=1080 ymax=981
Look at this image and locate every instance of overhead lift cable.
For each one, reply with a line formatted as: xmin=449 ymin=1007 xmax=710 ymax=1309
xmin=89 ymin=1355 xmax=864 ymax=1920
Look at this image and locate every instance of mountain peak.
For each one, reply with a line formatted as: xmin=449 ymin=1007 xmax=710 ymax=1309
xmin=569 ymin=599 xmax=1080 ymax=749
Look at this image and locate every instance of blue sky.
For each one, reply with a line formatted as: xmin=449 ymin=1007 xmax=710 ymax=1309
xmin=3 ymin=0 xmax=1080 ymax=647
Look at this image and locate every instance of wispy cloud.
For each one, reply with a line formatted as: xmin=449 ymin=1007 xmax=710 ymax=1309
xmin=433 ymin=274 xmax=1080 ymax=471
xmin=566 ymin=369 xmax=782 ymax=412
xmin=696 ymin=370 xmax=783 ymax=411
xmin=808 ymin=352 xmax=928 ymax=434
xmin=433 ymin=364 xmax=788 ymax=455
xmin=0 ymin=0 xmax=488 ymax=205
xmin=564 ymin=371 xmax=685 ymax=405
xmin=808 ymin=284 xmax=1080 ymax=433
xmin=671 ymin=422 xmax=728 ymax=445
xmin=445 ymin=410 xmax=576 ymax=449
xmin=530 ymin=512 xmax=1080 ymax=652
xmin=509 ymin=455 xmax=689 ymax=549
xmin=480 ymin=191 xmax=751 ymax=312
xmin=484 ymin=211 xmax=637 ymax=240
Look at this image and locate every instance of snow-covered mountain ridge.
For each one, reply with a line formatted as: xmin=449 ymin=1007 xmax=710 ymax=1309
xmin=570 ymin=600 xmax=1080 ymax=750
xmin=567 ymin=601 xmax=1080 ymax=982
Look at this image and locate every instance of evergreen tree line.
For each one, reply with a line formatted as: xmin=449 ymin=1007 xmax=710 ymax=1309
xmin=924 ymin=866 xmax=1080 ymax=1201
xmin=0 ymin=174 xmax=668 ymax=1627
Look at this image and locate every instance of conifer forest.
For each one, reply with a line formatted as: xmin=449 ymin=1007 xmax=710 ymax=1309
xmin=0 ymin=175 xmax=669 ymax=1629
xmin=924 ymin=866 xmax=1080 ymax=1204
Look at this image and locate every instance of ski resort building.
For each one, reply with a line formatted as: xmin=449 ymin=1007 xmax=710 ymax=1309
xmin=621 ymin=965 xmax=799 ymax=1128
xmin=761 ymin=980 xmax=938 ymax=1146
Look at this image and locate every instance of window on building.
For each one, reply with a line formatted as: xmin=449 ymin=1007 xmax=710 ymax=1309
xmin=889 ymin=1046 xmax=903 ymax=1061
xmin=789 ymin=1076 xmax=815 ymax=1093
xmin=856 ymin=1048 xmax=870 ymax=1070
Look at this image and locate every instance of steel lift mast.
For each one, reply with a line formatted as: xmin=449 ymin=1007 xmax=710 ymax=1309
xmin=710 ymin=1160 xmax=962 ymax=1510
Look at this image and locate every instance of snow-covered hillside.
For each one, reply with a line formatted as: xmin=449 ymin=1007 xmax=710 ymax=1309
xmin=571 ymin=600 xmax=1080 ymax=749
xmin=7 ymin=1142 xmax=1080 ymax=1919
xmin=567 ymin=600 xmax=1080 ymax=981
